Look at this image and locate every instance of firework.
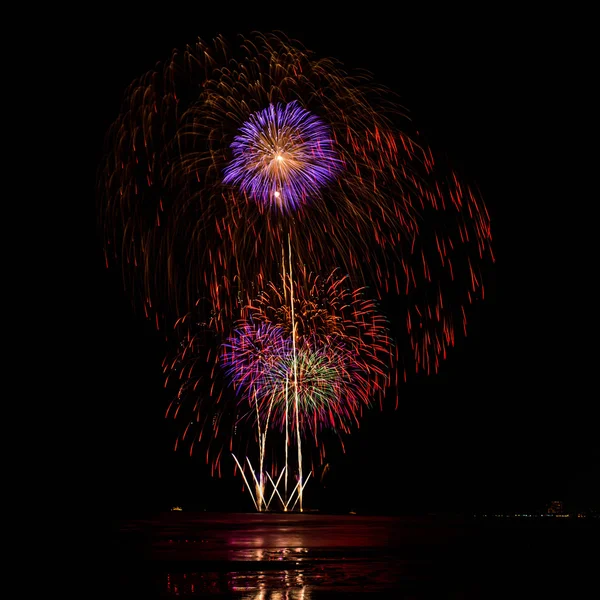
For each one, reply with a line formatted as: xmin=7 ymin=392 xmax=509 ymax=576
xmin=165 ymin=268 xmax=394 ymax=468
xmin=221 ymin=269 xmax=394 ymax=436
xmin=223 ymin=100 xmax=342 ymax=212
xmin=225 ymin=333 xmax=377 ymax=433
xmin=99 ymin=32 xmax=494 ymax=506
xmin=98 ymin=32 xmax=493 ymax=379
xmin=166 ymin=266 xmax=394 ymax=510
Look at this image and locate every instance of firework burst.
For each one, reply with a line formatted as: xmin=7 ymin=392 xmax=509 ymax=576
xmin=221 ymin=269 xmax=394 ymax=436
xmin=98 ymin=32 xmax=493 ymax=379
xmin=165 ymin=268 xmax=395 ymax=471
xmin=99 ymin=33 xmax=494 ymax=501
xmin=223 ymin=100 xmax=342 ymax=212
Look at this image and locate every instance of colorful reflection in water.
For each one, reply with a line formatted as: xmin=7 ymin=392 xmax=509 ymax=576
xmin=116 ymin=512 xmax=597 ymax=598
xmin=166 ymin=570 xmax=310 ymax=598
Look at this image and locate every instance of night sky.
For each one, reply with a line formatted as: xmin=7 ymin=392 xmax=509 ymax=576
xmin=94 ymin=8 xmax=597 ymax=517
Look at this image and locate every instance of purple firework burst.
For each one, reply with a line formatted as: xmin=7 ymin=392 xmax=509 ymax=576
xmin=223 ymin=100 xmax=342 ymax=212
xmin=220 ymin=321 xmax=291 ymax=397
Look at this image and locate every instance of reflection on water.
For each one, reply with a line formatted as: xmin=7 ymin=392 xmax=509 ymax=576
xmin=158 ymin=548 xmax=417 ymax=596
xmin=117 ymin=512 xmax=596 ymax=598
xmin=166 ymin=570 xmax=311 ymax=599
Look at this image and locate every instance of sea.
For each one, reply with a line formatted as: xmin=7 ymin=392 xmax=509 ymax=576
xmin=115 ymin=512 xmax=597 ymax=598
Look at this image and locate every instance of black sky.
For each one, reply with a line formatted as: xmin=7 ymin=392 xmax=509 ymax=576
xmin=94 ymin=7 xmax=597 ymax=516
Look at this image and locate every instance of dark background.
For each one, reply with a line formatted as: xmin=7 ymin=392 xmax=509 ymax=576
xmin=93 ymin=7 xmax=597 ymax=517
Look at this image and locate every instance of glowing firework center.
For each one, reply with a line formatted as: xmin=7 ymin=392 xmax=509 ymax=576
xmin=223 ymin=101 xmax=342 ymax=212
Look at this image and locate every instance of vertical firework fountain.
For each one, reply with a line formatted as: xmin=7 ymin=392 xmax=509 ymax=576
xmin=231 ymin=234 xmax=309 ymax=512
xmin=288 ymin=233 xmax=304 ymax=511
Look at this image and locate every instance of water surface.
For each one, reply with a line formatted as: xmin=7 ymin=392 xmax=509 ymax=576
xmin=115 ymin=512 xmax=596 ymax=598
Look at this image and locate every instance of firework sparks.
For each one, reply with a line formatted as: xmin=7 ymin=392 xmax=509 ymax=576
xmin=221 ymin=292 xmax=392 ymax=436
xmin=98 ymin=33 xmax=493 ymax=379
xmin=165 ymin=268 xmax=394 ymax=469
xmin=223 ymin=100 xmax=342 ymax=212
xmin=99 ymin=32 xmax=494 ymax=506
